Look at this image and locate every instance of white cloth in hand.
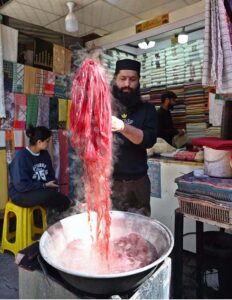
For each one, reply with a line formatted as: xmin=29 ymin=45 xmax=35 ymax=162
xmin=112 ymin=116 xmax=125 ymax=132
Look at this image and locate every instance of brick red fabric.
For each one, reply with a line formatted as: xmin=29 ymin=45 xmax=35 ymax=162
xmin=192 ymin=137 xmax=232 ymax=150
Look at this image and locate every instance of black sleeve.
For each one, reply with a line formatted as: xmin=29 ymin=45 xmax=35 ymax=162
xmin=139 ymin=105 xmax=157 ymax=149
xmin=157 ymin=110 xmax=178 ymax=140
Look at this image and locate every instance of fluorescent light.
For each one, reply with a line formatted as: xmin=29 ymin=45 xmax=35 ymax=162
xmin=65 ymin=1 xmax=78 ymax=32
xmin=138 ymin=40 xmax=155 ymax=49
xmin=178 ymin=33 xmax=188 ymax=44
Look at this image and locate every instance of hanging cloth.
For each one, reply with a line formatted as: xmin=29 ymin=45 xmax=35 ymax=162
xmin=49 ymin=96 xmax=58 ymax=129
xmin=24 ymin=65 xmax=36 ymax=95
xmin=0 ymin=24 xmax=18 ymax=62
xmin=0 ymin=92 xmax=15 ymax=129
xmin=5 ymin=129 xmax=15 ymax=164
xmin=58 ymin=98 xmax=68 ymax=129
xmin=26 ymin=95 xmax=38 ymax=128
xmin=58 ymin=129 xmax=69 ymax=196
xmin=34 ymin=68 xmax=45 ymax=95
xmin=13 ymin=93 xmax=27 ymax=129
xmin=3 ymin=60 xmax=13 ymax=93
xmin=36 ymin=95 xmax=50 ymax=128
xmin=12 ymin=63 xmax=24 ymax=93
xmin=51 ymin=130 xmax=60 ymax=180
xmin=44 ymin=71 xmax=55 ymax=95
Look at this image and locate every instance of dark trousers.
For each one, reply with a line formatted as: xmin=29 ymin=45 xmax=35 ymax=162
xmin=111 ymin=175 xmax=151 ymax=217
xmin=12 ymin=188 xmax=70 ymax=213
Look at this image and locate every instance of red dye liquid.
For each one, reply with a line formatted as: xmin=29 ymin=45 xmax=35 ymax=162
xmin=58 ymin=233 xmax=158 ymax=274
xmin=70 ymin=58 xmax=112 ymax=255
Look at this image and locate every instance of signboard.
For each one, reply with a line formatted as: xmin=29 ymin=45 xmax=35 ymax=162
xmin=148 ymin=160 xmax=161 ymax=198
xmin=136 ymin=14 xmax=169 ymax=33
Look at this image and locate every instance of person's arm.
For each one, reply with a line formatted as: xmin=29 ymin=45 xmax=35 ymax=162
xmin=112 ymin=105 xmax=157 ymax=148
xmin=157 ymin=111 xmax=178 ymax=139
xmin=112 ymin=116 xmax=143 ymax=144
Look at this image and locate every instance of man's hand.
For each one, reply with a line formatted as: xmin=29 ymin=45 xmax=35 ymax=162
xmin=112 ymin=116 xmax=125 ymax=132
xmin=45 ymin=180 xmax=59 ymax=188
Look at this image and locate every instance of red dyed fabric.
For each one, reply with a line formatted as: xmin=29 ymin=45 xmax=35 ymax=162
xmin=192 ymin=137 xmax=232 ymax=150
xmin=70 ymin=58 xmax=112 ymax=254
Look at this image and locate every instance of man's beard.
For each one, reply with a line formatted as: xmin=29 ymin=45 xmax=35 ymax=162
xmin=112 ymin=84 xmax=141 ymax=113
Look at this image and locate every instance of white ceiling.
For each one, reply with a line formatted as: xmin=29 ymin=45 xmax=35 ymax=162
xmin=0 ymin=0 xmax=202 ymax=39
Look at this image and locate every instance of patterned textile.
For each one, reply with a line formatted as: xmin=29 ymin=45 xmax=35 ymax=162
xmin=14 ymin=129 xmax=25 ymax=152
xmin=51 ymin=130 xmax=60 ymax=179
xmin=0 ymin=149 xmax=8 ymax=210
xmin=175 ymin=172 xmax=232 ymax=202
xmin=5 ymin=130 xmax=15 ymax=164
xmin=58 ymin=129 xmax=69 ymax=196
xmin=58 ymin=98 xmax=68 ymax=128
xmin=0 ymin=27 xmax=5 ymax=118
xmin=0 ymin=93 xmax=15 ymax=129
xmin=54 ymin=75 xmax=67 ymax=98
xmin=49 ymin=96 xmax=58 ymax=129
xmin=36 ymin=96 xmax=50 ymax=128
xmin=12 ymin=63 xmax=24 ymax=93
xmin=34 ymin=68 xmax=45 ymax=95
xmin=202 ymin=0 xmax=232 ymax=93
xmin=0 ymin=24 xmax=18 ymax=63
xmin=13 ymin=94 xmax=27 ymax=129
xmin=26 ymin=95 xmax=38 ymax=128
xmin=44 ymin=71 xmax=55 ymax=95
xmin=24 ymin=65 xmax=37 ymax=95
xmin=3 ymin=60 xmax=13 ymax=92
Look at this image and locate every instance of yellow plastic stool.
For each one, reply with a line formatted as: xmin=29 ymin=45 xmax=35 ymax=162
xmin=27 ymin=205 xmax=47 ymax=245
xmin=1 ymin=201 xmax=47 ymax=256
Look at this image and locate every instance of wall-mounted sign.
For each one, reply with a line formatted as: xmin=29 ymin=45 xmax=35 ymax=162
xmin=136 ymin=14 xmax=169 ymax=33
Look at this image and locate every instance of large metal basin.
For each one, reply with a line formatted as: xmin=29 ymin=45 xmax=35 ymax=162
xmin=39 ymin=211 xmax=173 ymax=295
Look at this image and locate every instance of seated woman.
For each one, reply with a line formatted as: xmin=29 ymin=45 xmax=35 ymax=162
xmin=9 ymin=125 xmax=71 ymax=215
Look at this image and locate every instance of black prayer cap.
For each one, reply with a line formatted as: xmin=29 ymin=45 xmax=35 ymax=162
xmin=115 ymin=59 xmax=141 ymax=76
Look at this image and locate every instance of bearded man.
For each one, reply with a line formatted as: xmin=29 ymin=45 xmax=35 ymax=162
xmin=111 ymin=59 xmax=157 ymax=217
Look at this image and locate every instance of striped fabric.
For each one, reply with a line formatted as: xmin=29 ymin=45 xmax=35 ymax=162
xmin=26 ymin=95 xmax=38 ymax=128
xmin=24 ymin=65 xmax=36 ymax=95
xmin=12 ymin=63 xmax=24 ymax=93
xmin=36 ymin=96 xmax=50 ymax=128
xmin=203 ymin=0 xmax=232 ymax=93
xmin=34 ymin=68 xmax=45 ymax=95
xmin=13 ymin=94 xmax=27 ymax=129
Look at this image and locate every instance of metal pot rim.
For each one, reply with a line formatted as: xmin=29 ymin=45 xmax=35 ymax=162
xmin=39 ymin=211 xmax=174 ymax=279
